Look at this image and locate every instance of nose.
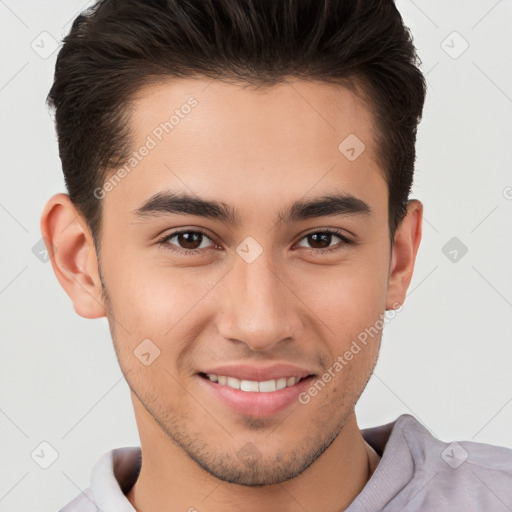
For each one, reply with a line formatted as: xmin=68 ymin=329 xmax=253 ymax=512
xmin=215 ymin=250 xmax=303 ymax=352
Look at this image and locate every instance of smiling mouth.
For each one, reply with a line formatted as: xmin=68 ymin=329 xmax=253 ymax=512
xmin=198 ymin=372 xmax=314 ymax=393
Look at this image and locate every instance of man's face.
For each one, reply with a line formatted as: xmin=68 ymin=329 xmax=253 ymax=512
xmin=98 ymin=78 xmax=394 ymax=485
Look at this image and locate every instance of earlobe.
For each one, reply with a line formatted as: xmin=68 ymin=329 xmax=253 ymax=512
xmin=385 ymin=199 xmax=423 ymax=310
xmin=40 ymin=193 xmax=107 ymax=319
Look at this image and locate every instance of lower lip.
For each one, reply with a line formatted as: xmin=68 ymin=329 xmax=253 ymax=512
xmin=198 ymin=374 xmax=315 ymax=417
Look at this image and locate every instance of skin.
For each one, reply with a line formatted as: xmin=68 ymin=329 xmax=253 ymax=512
xmin=41 ymin=77 xmax=422 ymax=512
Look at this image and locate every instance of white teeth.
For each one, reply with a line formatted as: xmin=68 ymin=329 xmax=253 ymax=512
xmin=206 ymin=374 xmax=302 ymax=392
xmin=259 ymin=379 xmax=277 ymax=392
xmin=276 ymin=377 xmax=287 ymax=390
xmin=240 ymin=380 xmax=259 ymax=392
xmin=226 ymin=376 xmax=240 ymax=389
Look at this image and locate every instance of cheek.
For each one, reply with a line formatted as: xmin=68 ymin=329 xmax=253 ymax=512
xmin=299 ymin=257 xmax=389 ymax=328
xmin=103 ymin=234 xmax=390 ymax=360
xmin=293 ymin=252 xmax=389 ymax=378
xmin=106 ymin=251 xmax=212 ymax=328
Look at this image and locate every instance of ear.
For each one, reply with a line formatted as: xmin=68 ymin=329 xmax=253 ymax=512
xmin=40 ymin=193 xmax=106 ymax=319
xmin=385 ymin=199 xmax=423 ymax=310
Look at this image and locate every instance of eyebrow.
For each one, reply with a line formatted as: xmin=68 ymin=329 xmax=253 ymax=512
xmin=131 ymin=190 xmax=371 ymax=225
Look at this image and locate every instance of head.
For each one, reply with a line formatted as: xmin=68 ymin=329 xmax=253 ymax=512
xmin=42 ymin=0 xmax=425 ymax=486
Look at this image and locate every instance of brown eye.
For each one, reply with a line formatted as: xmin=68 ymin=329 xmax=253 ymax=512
xmin=158 ymin=230 xmax=215 ymax=253
xmin=306 ymin=232 xmax=334 ymax=249
xmin=176 ymin=231 xmax=204 ymax=250
xmin=296 ymin=230 xmax=352 ymax=253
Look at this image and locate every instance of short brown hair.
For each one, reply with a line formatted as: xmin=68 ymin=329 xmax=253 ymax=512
xmin=47 ymin=0 xmax=426 ymax=251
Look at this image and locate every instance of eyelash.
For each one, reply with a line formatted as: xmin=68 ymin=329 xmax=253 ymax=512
xmin=156 ymin=229 xmax=353 ymax=256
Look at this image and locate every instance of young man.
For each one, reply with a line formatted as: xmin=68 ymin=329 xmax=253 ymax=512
xmin=41 ymin=0 xmax=512 ymax=511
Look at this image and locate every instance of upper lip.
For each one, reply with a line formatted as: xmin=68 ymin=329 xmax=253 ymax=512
xmin=199 ymin=363 xmax=315 ymax=381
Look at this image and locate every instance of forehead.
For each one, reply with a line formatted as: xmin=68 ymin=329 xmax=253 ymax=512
xmin=104 ymin=77 xmax=387 ymax=223
xmin=129 ymin=77 xmax=377 ymax=155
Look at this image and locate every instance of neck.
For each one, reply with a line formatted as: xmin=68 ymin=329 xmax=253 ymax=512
xmin=126 ymin=397 xmax=377 ymax=512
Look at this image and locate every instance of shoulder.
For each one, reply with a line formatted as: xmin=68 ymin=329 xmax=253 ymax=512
xmin=390 ymin=414 xmax=512 ymax=511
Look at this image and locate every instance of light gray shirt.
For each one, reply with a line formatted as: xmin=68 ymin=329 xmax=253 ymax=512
xmin=59 ymin=414 xmax=512 ymax=511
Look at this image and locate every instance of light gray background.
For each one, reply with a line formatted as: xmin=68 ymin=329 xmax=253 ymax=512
xmin=1 ymin=1 xmax=511 ymax=510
